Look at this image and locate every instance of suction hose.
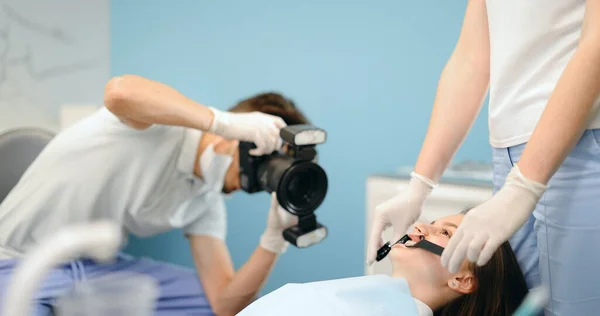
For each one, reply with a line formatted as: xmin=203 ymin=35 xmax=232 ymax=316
xmin=2 ymin=220 xmax=122 ymax=316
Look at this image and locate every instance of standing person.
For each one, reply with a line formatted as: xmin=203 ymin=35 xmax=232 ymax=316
xmin=0 ymin=74 xmax=312 ymax=316
xmin=367 ymin=1 xmax=600 ymax=315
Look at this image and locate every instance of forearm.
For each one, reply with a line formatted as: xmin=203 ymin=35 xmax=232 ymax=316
xmin=212 ymin=246 xmax=278 ymax=316
xmin=518 ymin=39 xmax=600 ymax=184
xmin=414 ymin=53 xmax=489 ymax=182
xmin=103 ymin=74 xmax=214 ymax=130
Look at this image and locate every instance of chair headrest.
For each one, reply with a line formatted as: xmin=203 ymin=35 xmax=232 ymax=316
xmin=0 ymin=128 xmax=55 ymax=203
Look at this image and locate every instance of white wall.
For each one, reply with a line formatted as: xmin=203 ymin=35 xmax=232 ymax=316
xmin=0 ymin=0 xmax=109 ymax=133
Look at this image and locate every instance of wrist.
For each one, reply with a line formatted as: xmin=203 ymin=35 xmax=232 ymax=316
xmin=410 ymin=171 xmax=438 ymax=188
xmin=507 ymin=164 xmax=548 ymax=199
xmin=259 ymin=228 xmax=288 ymax=254
xmin=413 ymin=161 xmax=443 ymax=184
xmin=515 ymin=159 xmax=552 ymax=185
xmin=408 ymin=171 xmax=437 ymax=198
xmin=207 ymin=107 xmax=224 ymax=134
xmin=206 ymin=107 xmax=216 ymax=131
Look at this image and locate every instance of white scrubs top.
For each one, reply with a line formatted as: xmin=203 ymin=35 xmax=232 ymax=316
xmin=0 ymin=107 xmax=226 ymax=259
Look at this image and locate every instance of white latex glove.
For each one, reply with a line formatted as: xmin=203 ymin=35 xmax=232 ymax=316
xmin=208 ymin=107 xmax=287 ymax=156
xmin=441 ymin=164 xmax=547 ymax=273
xmin=260 ymin=193 xmax=299 ymax=254
xmin=366 ymin=172 xmax=437 ymax=265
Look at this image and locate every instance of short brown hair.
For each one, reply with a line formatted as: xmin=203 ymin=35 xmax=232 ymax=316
xmin=228 ymin=92 xmax=310 ymax=125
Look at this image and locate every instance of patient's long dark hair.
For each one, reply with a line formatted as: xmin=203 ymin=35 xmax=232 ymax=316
xmin=434 ymin=210 xmax=529 ymax=316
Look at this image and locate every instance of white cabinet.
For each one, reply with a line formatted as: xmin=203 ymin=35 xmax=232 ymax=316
xmin=364 ymin=175 xmax=493 ymax=276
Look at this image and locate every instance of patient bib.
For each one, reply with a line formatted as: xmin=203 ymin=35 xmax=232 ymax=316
xmin=238 ymin=274 xmax=420 ymax=316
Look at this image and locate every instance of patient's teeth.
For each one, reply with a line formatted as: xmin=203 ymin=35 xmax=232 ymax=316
xmin=405 ymin=240 xmax=417 ymax=247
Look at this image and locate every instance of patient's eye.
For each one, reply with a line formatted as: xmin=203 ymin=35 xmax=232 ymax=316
xmin=440 ymin=228 xmax=452 ymax=237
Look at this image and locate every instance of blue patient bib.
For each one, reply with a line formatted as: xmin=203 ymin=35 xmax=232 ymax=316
xmin=238 ymin=274 xmax=419 ymax=316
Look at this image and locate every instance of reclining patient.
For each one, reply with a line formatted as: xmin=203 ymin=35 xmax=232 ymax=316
xmin=237 ymin=210 xmax=529 ymax=316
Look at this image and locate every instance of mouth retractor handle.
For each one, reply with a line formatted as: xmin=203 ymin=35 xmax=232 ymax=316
xmin=375 ymin=235 xmax=411 ymax=262
xmin=375 ymin=234 xmax=445 ymax=262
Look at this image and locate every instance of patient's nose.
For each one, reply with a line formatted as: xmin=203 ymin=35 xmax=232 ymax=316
xmin=413 ymin=223 xmax=425 ymax=232
xmin=412 ymin=222 xmax=436 ymax=236
xmin=409 ymin=223 xmax=428 ymax=241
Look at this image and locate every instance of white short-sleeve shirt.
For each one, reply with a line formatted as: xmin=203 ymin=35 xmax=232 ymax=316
xmin=0 ymin=107 xmax=226 ymax=259
xmin=486 ymin=0 xmax=600 ymax=148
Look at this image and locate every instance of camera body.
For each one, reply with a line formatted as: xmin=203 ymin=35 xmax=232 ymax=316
xmin=239 ymin=125 xmax=328 ymax=248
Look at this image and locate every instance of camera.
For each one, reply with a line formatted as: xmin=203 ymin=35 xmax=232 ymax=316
xmin=239 ymin=125 xmax=328 ymax=248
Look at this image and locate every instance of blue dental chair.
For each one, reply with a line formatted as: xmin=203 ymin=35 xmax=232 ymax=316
xmin=0 ymin=128 xmax=55 ymax=203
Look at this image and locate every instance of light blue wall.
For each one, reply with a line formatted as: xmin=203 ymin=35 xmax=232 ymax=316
xmin=111 ymin=0 xmax=490 ymax=294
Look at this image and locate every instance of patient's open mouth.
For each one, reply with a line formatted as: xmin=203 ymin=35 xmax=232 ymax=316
xmin=404 ymin=240 xmax=417 ymax=247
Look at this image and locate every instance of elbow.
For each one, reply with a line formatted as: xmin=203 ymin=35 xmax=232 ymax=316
xmin=104 ymin=75 xmax=136 ymax=115
xmin=456 ymin=51 xmax=490 ymax=77
xmin=443 ymin=51 xmax=490 ymax=86
xmin=211 ymin=293 xmax=252 ymax=316
xmin=212 ymin=305 xmax=236 ymax=316
xmin=579 ymin=36 xmax=600 ymax=61
xmin=450 ymin=40 xmax=490 ymax=78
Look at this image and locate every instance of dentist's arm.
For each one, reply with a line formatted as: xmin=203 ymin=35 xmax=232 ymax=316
xmin=441 ymin=1 xmax=600 ymax=273
xmin=188 ymin=238 xmax=278 ymax=316
xmin=188 ymin=194 xmax=296 ymax=316
xmin=413 ymin=0 xmax=491 ymax=183
xmin=103 ymin=75 xmax=286 ymax=155
xmin=103 ymin=74 xmax=215 ymax=130
xmin=367 ymin=0 xmax=491 ymax=264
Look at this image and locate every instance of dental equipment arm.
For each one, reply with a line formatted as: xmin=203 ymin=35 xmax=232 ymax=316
xmin=513 ymin=286 xmax=550 ymax=316
xmin=442 ymin=1 xmax=600 ymax=273
xmin=189 ymin=194 xmax=296 ymax=316
xmin=104 ymin=75 xmax=286 ymax=155
xmin=2 ymin=221 xmax=123 ymax=316
xmin=367 ymin=0 xmax=490 ymax=265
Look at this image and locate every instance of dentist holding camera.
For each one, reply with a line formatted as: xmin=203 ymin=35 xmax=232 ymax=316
xmin=368 ymin=1 xmax=600 ymax=315
xmin=0 ymin=75 xmax=312 ymax=316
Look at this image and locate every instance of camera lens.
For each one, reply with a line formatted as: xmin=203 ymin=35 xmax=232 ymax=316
xmin=256 ymin=156 xmax=328 ymax=216
xmin=286 ymin=172 xmax=315 ymax=207
xmin=277 ymin=161 xmax=328 ymax=216
xmin=257 ymin=155 xmax=293 ymax=194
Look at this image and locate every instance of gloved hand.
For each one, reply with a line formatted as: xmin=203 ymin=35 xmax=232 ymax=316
xmin=366 ymin=172 xmax=437 ymax=265
xmin=260 ymin=193 xmax=298 ymax=254
xmin=441 ymin=164 xmax=547 ymax=273
xmin=208 ymin=107 xmax=287 ymax=156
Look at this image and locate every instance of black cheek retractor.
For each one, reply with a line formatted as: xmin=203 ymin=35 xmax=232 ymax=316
xmin=412 ymin=235 xmax=445 ymax=256
xmin=375 ymin=234 xmax=445 ymax=262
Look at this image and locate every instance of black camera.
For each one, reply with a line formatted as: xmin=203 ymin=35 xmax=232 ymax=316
xmin=239 ymin=125 xmax=328 ymax=248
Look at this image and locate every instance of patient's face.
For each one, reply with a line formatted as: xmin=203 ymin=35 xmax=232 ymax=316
xmin=389 ymin=214 xmax=468 ymax=285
